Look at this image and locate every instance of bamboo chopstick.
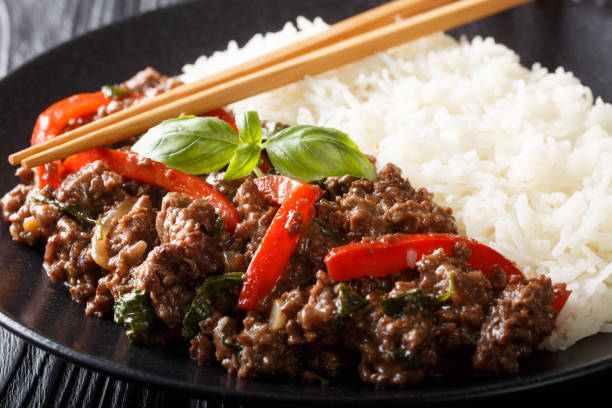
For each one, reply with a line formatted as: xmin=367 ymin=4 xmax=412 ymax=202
xmin=19 ymin=0 xmax=531 ymax=169
xmin=8 ymin=0 xmax=455 ymax=166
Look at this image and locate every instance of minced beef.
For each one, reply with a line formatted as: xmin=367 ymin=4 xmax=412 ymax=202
xmin=318 ymin=163 xmax=457 ymax=243
xmin=0 ymin=69 xmax=561 ymax=388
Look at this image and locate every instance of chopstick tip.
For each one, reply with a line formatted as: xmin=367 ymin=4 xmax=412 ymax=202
xmin=8 ymin=154 xmax=20 ymax=166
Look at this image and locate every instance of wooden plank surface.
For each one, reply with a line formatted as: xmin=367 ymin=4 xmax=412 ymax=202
xmin=1 ymin=1 xmax=612 ymax=407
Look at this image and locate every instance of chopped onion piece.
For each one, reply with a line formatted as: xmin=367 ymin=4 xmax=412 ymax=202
xmin=269 ymin=298 xmax=287 ymax=331
xmin=91 ymin=197 xmax=137 ymax=270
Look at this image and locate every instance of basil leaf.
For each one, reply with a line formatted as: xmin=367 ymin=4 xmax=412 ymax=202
xmin=132 ymin=116 xmax=239 ymax=174
xmin=380 ymin=273 xmax=454 ymax=317
xmin=31 ymin=196 xmax=97 ymax=226
xmin=264 ymin=125 xmax=376 ymax=182
xmin=314 ymin=219 xmax=341 ymax=243
xmin=224 ymin=143 xmax=262 ymax=180
xmin=236 ymin=111 xmax=262 ymax=144
xmin=114 ymin=290 xmax=155 ymax=343
xmin=380 ymin=288 xmax=429 ymax=317
xmin=183 ymin=272 xmax=244 ymax=337
xmin=204 ymin=213 xmax=224 ymax=238
xmin=335 ymin=283 xmax=367 ymax=322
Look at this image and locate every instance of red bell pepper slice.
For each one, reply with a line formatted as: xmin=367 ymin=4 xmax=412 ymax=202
xmin=205 ymin=108 xmax=238 ymax=133
xmin=31 ymin=92 xmax=112 ymax=189
xmin=324 ymin=233 xmax=570 ymax=313
xmin=551 ymin=283 xmax=571 ymax=314
xmin=62 ymin=148 xmax=241 ymax=233
xmin=238 ymin=176 xmax=323 ymax=310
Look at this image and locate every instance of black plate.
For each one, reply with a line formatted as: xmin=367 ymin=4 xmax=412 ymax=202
xmin=0 ymin=0 xmax=611 ymax=405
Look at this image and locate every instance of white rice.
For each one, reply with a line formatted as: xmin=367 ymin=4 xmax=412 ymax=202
xmin=180 ymin=18 xmax=612 ymax=350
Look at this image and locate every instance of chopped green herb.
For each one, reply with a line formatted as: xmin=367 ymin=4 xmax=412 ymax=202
xmin=336 ymin=283 xmax=367 ymax=322
xmin=313 ymin=219 xmax=341 ymax=243
xmin=31 ymin=196 xmax=97 ymax=226
xmin=182 ymin=272 xmax=244 ymax=337
xmin=101 ymin=84 xmax=129 ymax=99
xmin=388 ymin=347 xmax=422 ymax=369
xmin=114 ymin=290 xmax=155 ymax=343
xmin=220 ymin=332 xmax=243 ymax=365
xmin=204 ymin=213 xmax=224 ymax=239
xmin=220 ymin=332 xmax=242 ymax=352
xmin=380 ymin=288 xmax=431 ymax=317
xmin=380 ymin=273 xmax=454 ymax=317
xmin=311 ymin=373 xmax=330 ymax=385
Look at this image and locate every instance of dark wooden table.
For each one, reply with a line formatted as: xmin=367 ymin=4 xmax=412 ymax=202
xmin=1 ymin=1 xmax=612 ymax=407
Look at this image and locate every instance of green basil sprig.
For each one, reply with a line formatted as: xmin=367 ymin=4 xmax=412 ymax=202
xmin=132 ymin=111 xmax=375 ymax=182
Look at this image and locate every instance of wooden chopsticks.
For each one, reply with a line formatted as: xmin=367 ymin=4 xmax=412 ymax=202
xmin=9 ymin=0 xmax=454 ymax=167
xmin=12 ymin=0 xmax=531 ymax=169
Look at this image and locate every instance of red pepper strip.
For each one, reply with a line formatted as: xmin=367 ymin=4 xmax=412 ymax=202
xmin=238 ymin=176 xmax=323 ymax=310
xmin=552 ymin=283 xmax=571 ymax=314
xmin=31 ymin=92 xmax=112 ymax=188
xmin=324 ymin=233 xmax=570 ymax=313
xmin=258 ymin=154 xmax=272 ymax=174
xmin=206 ymin=108 xmax=238 ymax=133
xmin=62 ymin=148 xmax=241 ymax=233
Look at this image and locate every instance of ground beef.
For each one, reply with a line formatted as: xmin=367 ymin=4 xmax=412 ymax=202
xmin=1 ymin=184 xmax=59 ymax=245
xmin=319 ymin=163 xmax=457 ymax=242
xmin=418 ymin=245 xmax=495 ymax=353
xmin=87 ymin=195 xmax=159 ymax=317
xmin=297 ymin=271 xmax=340 ymax=345
xmin=0 ymin=77 xmax=561 ymax=388
xmin=237 ymin=314 xmax=302 ymax=378
xmin=122 ymin=67 xmax=182 ymax=96
xmin=473 ymin=275 xmax=556 ymax=375
xmin=107 ymin=196 xmax=159 ymax=263
xmin=128 ymin=193 xmax=223 ymax=330
xmin=94 ymin=67 xmax=183 ymax=120
xmin=44 ymin=216 xmax=101 ymax=303
xmin=121 ymin=179 xmax=166 ymax=208
xmin=189 ymin=333 xmax=214 ymax=365
xmin=156 ymin=193 xmax=218 ymax=244
xmin=230 ymin=178 xmax=276 ymax=260
xmin=1 ymin=183 xmax=31 ymax=217
xmin=55 ymin=161 xmax=126 ymax=217
xmin=131 ymin=241 xmax=218 ymax=330
xmin=354 ymin=305 xmax=438 ymax=386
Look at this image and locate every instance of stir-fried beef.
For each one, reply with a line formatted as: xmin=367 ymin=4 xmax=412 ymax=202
xmin=318 ymin=163 xmax=457 ymax=243
xmin=0 ymin=68 xmax=560 ymax=388
xmin=55 ymin=161 xmax=126 ymax=216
